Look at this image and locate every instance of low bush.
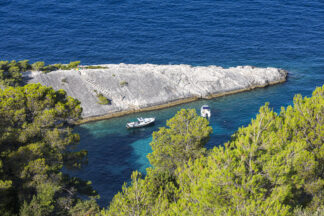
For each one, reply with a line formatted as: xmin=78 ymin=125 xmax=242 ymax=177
xmin=42 ymin=65 xmax=58 ymax=73
xmin=120 ymin=81 xmax=128 ymax=87
xmin=68 ymin=61 xmax=81 ymax=69
xmin=31 ymin=61 xmax=45 ymax=71
xmin=41 ymin=61 xmax=81 ymax=73
xmin=84 ymin=65 xmax=108 ymax=69
xmin=97 ymin=93 xmax=110 ymax=105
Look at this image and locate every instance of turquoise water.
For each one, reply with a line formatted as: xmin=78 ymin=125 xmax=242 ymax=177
xmin=71 ymin=81 xmax=317 ymax=206
xmin=1 ymin=0 xmax=324 ymax=207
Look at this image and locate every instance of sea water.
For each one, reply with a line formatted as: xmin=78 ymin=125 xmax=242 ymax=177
xmin=1 ymin=0 xmax=323 ymax=207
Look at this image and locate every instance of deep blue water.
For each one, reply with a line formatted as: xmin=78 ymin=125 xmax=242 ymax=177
xmin=1 ymin=0 xmax=323 ymax=207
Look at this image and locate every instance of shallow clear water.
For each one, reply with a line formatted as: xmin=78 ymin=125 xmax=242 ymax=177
xmin=1 ymin=0 xmax=323 ymax=207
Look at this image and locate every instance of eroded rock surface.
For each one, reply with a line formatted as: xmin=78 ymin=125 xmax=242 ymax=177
xmin=25 ymin=64 xmax=287 ymax=118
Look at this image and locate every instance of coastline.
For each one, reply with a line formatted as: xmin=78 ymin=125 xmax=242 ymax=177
xmin=76 ymin=78 xmax=286 ymax=124
xmin=26 ymin=63 xmax=288 ymax=124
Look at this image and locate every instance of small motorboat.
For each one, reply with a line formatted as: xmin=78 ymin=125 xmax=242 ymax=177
xmin=126 ymin=117 xmax=155 ymax=128
xmin=201 ymin=105 xmax=211 ymax=119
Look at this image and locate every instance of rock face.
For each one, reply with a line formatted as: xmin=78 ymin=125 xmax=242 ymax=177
xmin=25 ymin=64 xmax=287 ymax=118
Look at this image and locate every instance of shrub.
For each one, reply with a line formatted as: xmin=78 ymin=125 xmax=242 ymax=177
xmin=53 ymin=63 xmax=63 ymax=69
xmin=97 ymin=93 xmax=110 ymax=105
xmin=42 ymin=65 xmax=58 ymax=73
xmin=18 ymin=60 xmax=31 ymax=72
xmin=31 ymin=61 xmax=81 ymax=73
xmin=84 ymin=65 xmax=108 ymax=69
xmin=120 ymin=81 xmax=128 ymax=87
xmin=32 ymin=61 xmax=45 ymax=71
xmin=68 ymin=61 xmax=81 ymax=69
xmin=8 ymin=66 xmax=20 ymax=73
xmin=0 ymin=61 xmax=9 ymax=71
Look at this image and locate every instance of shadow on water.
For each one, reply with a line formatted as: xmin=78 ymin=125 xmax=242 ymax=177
xmin=67 ymin=122 xmax=156 ymax=207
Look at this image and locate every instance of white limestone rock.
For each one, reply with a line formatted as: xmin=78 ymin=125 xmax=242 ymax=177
xmin=25 ymin=64 xmax=287 ymax=118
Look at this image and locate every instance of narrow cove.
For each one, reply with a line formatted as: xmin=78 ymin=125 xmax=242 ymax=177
xmin=68 ymin=82 xmax=294 ymax=206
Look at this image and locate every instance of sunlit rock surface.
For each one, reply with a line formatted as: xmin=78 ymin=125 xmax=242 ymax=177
xmin=25 ymin=64 xmax=287 ymax=118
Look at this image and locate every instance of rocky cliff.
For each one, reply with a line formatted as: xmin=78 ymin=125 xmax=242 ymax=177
xmin=25 ymin=64 xmax=287 ymax=120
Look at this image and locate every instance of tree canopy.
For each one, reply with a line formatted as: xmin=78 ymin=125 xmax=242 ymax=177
xmin=105 ymin=85 xmax=324 ymax=216
xmin=0 ymin=84 xmax=99 ymax=216
xmin=148 ymin=109 xmax=212 ymax=174
xmin=0 ymin=67 xmax=322 ymax=216
xmin=0 ymin=60 xmax=29 ymax=87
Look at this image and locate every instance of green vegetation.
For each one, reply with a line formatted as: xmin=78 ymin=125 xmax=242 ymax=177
xmin=40 ymin=61 xmax=81 ymax=73
xmin=32 ymin=62 xmax=109 ymax=72
xmin=84 ymin=65 xmax=108 ymax=69
xmin=0 ymin=84 xmax=99 ymax=216
xmin=0 ymin=60 xmax=30 ymax=87
xmin=120 ymin=81 xmax=128 ymax=87
xmin=97 ymin=93 xmax=110 ymax=105
xmin=0 ymin=59 xmax=82 ymax=88
xmin=31 ymin=61 xmax=45 ymax=71
xmin=104 ymin=85 xmax=324 ymax=216
xmin=0 ymin=63 xmax=322 ymax=216
xmin=148 ymin=109 xmax=212 ymax=175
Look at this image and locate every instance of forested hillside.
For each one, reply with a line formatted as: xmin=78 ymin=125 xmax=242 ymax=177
xmin=0 ymin=84 xmax=99 ymax=216
xmin=0 ymin=73 xmax=322 ymax=215
xmin=104 ymin=85 xmax=324 ymax=216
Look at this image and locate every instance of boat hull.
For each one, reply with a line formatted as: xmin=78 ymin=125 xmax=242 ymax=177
xmin=200 ymin=105 xmax=211 ymax=119
xmin=126 ymin=118 xmax=155 ymax=129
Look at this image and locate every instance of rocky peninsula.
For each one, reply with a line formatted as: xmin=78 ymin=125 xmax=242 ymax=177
xmin=25 ymin=64 xmax=287 ymax=123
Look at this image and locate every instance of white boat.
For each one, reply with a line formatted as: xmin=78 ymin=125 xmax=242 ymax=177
xmin=201 ymin=105 xmax=211 ymax=119
xmin=126 ymin=117 xmax=155 ymax=128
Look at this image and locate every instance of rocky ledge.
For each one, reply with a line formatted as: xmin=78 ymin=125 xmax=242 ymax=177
xmin=25 ymin=64 xmax=287 ymax=122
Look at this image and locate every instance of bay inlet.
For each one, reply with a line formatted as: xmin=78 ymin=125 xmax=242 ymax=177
xmin=69 ymin=80 xmax=291 ymax=206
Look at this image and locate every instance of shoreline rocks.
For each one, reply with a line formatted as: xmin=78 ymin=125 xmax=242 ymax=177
xmin=25 ymin=64 xmax=287 ymax=123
